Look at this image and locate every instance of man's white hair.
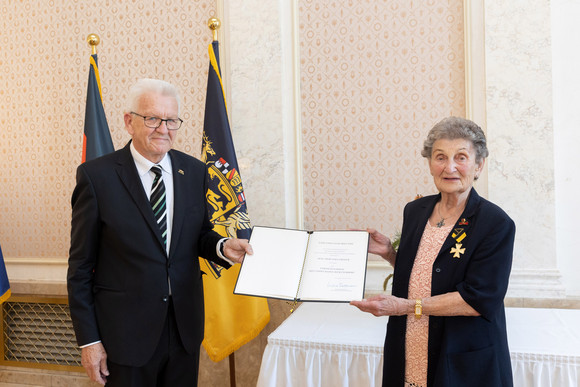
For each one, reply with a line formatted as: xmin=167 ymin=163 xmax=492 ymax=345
xmin=125 ymin=78 xmax=181 ymax=114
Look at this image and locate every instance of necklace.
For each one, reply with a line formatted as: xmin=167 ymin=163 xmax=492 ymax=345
xmin=436 ymin=195 xmax=470 ymax=227
xmin=436 ymin=203 xmax=452 ymax=228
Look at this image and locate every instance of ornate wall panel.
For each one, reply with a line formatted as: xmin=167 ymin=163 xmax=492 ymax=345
xmin=0 ymin=0 xmax=216 ymax=257
xmin=299 ymin=0 xmax=465 ymax=237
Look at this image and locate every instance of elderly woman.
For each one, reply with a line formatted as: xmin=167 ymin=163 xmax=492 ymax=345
xmin=351 ymin=117 xmax=515 ymax=387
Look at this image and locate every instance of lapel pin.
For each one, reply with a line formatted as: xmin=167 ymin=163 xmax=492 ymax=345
xmin=178 ymin=169 xmax=184 ymax=175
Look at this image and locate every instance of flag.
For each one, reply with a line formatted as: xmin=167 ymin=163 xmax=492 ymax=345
xmin=0 ymin=244 xmax=11 ymax=303
xmin=200 ymin=41 xmax=270 ymax=362
xmin=82 ymin=54 xmax=114 ymax=162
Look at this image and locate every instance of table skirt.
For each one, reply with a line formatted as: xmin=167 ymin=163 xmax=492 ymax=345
xmin=258 ymin=303 xmax=580 ymax=387
xmin=258 ymin=339 xmax=384 ymax=387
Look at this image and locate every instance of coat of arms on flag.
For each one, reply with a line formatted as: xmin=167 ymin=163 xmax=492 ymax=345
xmin=199 ymin=38 xmax=269 ymax=364
xmin=201 ymin=137 xmax=251 ymax=279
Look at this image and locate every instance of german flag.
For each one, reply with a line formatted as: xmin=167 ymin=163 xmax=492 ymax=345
xmin=82 ymin=54 xmax=113 ymax=162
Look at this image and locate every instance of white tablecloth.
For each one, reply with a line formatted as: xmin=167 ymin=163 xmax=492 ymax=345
xmin=507 ymin=307 xmax=580 ymax=386
xmin=257 ymin=303 xmax=580 ymax=387
xmin=258 ymin=303 xmax=388 ymax=387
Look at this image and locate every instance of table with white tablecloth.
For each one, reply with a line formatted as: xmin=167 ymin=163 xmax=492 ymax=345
xmin=257 ymin=303 xmax=580 ymax=387
xmin=508 ymin=307 xmax=580 ymax=386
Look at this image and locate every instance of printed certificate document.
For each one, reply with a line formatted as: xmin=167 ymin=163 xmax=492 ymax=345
xmin=234 ymin=226 xmax=369 ymax=302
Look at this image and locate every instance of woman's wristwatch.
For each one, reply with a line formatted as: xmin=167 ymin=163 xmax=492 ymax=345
xmin=414 ymin=299 xmax=422 ymax=319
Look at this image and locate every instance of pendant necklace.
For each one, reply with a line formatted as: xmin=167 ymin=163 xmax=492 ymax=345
xmin=436 ymin=203 xmax=450 ymax=228
xmin=436 ymin=202 xmax=466 ymax=228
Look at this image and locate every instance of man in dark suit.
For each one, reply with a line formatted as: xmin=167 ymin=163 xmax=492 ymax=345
xmin=67 ymin=78 xmax=252 ymax=386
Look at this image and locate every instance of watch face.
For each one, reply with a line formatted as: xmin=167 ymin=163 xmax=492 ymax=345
xmin=415 ymin=300 xmax=422 ymax=319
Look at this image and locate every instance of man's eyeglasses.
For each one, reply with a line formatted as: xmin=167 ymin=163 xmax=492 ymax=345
xmin=130 ymin=112 xmax=183 ymax=130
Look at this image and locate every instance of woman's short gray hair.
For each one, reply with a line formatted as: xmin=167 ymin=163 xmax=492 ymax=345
xmin=125 ymin=78 xmax=181 ymax=114
xmin=421 ymin=116 xmax=489 ymax=162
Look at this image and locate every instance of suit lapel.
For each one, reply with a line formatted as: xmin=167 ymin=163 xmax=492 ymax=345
xmin=438 ymin=188 xmax=480 ymax=260
xmin=115 ymin=143 xmax=167 ymax=252
xmin=168 ymin=150 xmax=185 ymax=259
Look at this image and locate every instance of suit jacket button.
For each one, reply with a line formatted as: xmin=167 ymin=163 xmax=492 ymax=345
xmin=162 ymin=296 xmax=168 ymax=302
xmin=435 ymin=268 xmax=441 ymax=273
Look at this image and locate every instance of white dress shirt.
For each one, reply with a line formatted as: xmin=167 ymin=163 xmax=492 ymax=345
xmin=130 ymin=142 xmax=174 ymax=254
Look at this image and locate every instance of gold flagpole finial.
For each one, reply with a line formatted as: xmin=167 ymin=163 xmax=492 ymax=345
xmin=87 ymin=33 xmax=100 ymax=55
xmin=207 ymin=18 xmax=220 ymax=42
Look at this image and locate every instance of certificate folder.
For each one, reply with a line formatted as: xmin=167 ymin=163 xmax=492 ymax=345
xmin=234 ymin=226 xmax=369 ymax=302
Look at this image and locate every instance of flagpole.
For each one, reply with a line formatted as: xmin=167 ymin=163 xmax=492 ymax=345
xmin=207 ymin=17 xmax=236 ymax=387
xmin=86 ymin=33 xmax=100 ymax=55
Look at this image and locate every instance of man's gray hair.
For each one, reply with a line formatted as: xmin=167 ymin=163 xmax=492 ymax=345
xmin=125 ymin=78 xmax=181 ymax=114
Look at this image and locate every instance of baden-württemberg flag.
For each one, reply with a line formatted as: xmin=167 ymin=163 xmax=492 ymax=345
xmin=82 ymin=54 xmax=114 ymax=162
xmin=0 ymin=244 xmax=11 ymax=303
xmin=200 ymin=40 xmax=270 ymax=362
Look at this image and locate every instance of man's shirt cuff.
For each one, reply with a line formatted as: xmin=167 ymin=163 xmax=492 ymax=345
xmin=217 ymin=237 xmax=235 ymax=265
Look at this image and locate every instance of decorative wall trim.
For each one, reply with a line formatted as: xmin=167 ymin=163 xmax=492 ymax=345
xmin=463 ymin=0 xmax=489 ymax=196
xmin=5 ymin=257 xmax=397 ymax=298
xmin=507 ymin=268 xmax=566 ymax=299
xmin=5 ymin=258 xmax=67 ymax=284
xmin=5 ymin=258 xmax=68 ymax=296
xmin=463 ymin=0 xmax=487 ymax=126
xmin=290 ymin=0 xmax=304 ymax=229
xmin=367 ymin=263 xmax=567 ymax=300
xmin=6 ymin=261 xmax=566 ymax=300
xmin=280 ymin=0 xmax=304 ymax=229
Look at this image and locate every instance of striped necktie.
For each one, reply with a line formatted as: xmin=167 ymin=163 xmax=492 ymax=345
xmin=150 ymin=166 xmax=167 ymax=247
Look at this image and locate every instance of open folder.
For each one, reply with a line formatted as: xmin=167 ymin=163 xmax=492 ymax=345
xmin=234 ymin=226 xmax=369 ymax=302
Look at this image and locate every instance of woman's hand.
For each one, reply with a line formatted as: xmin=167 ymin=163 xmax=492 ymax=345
xmin=367 ymin=228 xmax=396 ymax=266
xmin=350 ymin=294 xmax=412 ymax=317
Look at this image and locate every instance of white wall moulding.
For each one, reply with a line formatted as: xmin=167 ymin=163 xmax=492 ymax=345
xmin=5 ymin=258 xmax=67 ymax=283
xmin=280 ymin=0 xmax=304 ymax=230
xmin=463 ymin=0 xmax=487 ymax=127
xmin=4 ymin=258 xmax=68 ymax=296
xmin=463 ymin=0 xmax=488 ymax=196
xmin=507 ymin=268 xmax=566 ymax=299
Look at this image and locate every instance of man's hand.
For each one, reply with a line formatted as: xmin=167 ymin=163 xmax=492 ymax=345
xmin=223 ymin=238 xmax=253 ymax=264
xmin=81 ymin=343 xmax=109 ymax=385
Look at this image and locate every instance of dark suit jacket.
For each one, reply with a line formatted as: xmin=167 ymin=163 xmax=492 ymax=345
xmin=67 ymin=143 xmax=231 ymax=367
xmin=383 ymin=189 xmax=515 ymax=387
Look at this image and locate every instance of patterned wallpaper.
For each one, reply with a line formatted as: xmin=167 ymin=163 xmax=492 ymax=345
xmin=1 ymin=0 xmax=466 ymax=258
xmin=299 ymin=0 xmax=465 ymax=236
xmin=0 ymin=0 xmax=215 ymax=257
